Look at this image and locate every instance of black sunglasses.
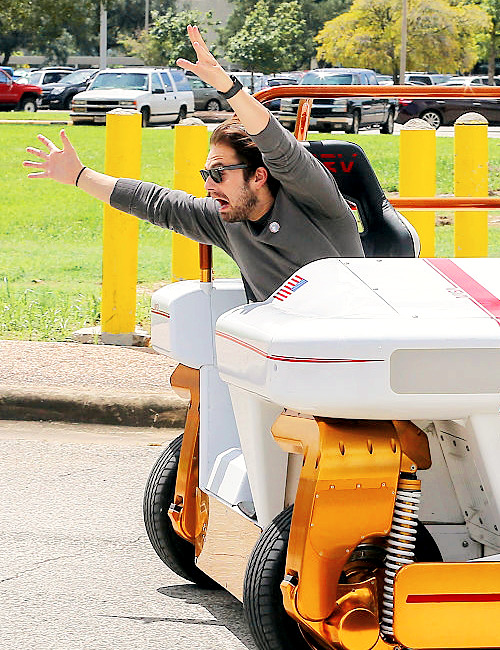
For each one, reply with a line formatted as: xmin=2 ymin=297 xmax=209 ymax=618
xmin=200 ymin=163 xmax=248 ymax=183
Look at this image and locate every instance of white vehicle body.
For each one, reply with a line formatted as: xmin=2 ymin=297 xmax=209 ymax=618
xmin=149 ymin=256 xmax=500 ymax=649
xmin=152 ymin=257 xmax=500 ymax=554
xmin=70 ymin=67 xmax=194 ymax=125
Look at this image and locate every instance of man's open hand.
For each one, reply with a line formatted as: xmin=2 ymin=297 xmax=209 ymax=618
xmin=23 ymin=129 xmax=84 ymax=185
xmin=176 ymin=25 xmax=232 ymax=94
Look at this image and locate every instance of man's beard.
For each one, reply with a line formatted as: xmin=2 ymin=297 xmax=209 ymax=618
xmin=219 ymin=184 xmax=258 ymax=223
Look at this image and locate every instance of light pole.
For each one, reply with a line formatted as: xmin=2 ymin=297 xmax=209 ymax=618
xmin=145 ymin=0 xmax=150 ymax=30
xmin=100 ymin=1 xmax=108 ymax=69
xmin=399 ymin=0 xmax=407 ymax=83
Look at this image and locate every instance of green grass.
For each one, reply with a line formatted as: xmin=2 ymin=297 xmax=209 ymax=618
xmin=1 ymin=122 xmax=499 ymax=340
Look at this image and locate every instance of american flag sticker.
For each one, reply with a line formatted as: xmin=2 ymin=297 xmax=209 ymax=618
xmin=273 ymin=275 xmax=308 ymax=301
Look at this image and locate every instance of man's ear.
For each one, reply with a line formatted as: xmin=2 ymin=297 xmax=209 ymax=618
xmin=252 ymin=166 xmax=268 ymax=189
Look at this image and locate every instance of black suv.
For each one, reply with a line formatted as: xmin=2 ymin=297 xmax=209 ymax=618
xmin=40 ymin=68 xmax=98 ymax=110
xmin=278 ymin=68 xmax=397 ymax=134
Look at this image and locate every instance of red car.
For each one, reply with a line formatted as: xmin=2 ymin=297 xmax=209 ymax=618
xmin=0 ymin=69 xmax=42 ymax=112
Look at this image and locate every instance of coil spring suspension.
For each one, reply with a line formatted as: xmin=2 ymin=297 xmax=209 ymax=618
xmin=380 ymin=477 xmax=421 ymax=639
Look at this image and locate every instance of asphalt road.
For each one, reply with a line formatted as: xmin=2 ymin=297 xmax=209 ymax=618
xmin=0 ymin=420 xmax=257 ymax=650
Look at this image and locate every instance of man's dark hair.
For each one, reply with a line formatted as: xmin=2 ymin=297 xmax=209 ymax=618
xmin=210 ymin=116 xmax=280 ymax=196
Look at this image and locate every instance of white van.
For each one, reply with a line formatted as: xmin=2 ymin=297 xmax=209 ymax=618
xmin=70 ymin=67 xmax=194 ymax=127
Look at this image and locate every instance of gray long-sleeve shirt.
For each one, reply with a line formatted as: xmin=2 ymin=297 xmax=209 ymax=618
xmin=110 ymin=113 xmax=364 ymax=302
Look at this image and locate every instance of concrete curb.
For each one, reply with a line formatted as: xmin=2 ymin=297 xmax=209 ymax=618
xmin=0 ymin=388 xmax=188 ymax=428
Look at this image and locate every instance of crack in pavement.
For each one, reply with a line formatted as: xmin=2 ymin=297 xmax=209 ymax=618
xmin=0 ymin=555 xmax=79 ymax=583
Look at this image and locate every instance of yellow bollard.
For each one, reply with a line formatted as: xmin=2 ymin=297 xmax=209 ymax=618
xmin=101 ymin=110 xmax=142 ymax=345
xmin=399 ymin=119 xmax=436 ymax=257
xmin=172 ymin=124 xmax=208 ymax=281
xmin=454 ymin=113 xmax=489 ymax=257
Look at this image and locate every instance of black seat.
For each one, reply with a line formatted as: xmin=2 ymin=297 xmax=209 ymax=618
xmin=303 ymin=140 xmax=420 ymax=257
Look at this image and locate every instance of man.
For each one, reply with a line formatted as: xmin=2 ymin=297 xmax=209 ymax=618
xmin=24 ymin=26 xmax=363 ymax=301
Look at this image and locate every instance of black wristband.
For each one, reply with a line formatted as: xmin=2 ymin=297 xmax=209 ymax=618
xmin=218 ymin=75 xmax=243 ymax=100
xmin=75 ymin=166 xmax=87 ymax=187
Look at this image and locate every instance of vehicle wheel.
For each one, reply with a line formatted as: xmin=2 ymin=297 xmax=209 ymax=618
xmin=243 ymin=506 xmax=313 ymax=650
xmin=380 ymin=109 xmax=395 ymax=134
xmin=420 ymin=110 xmax=441 ymax=129
xmin=346 ymin=110 xmax=360 ymax=134
xmin=243 ymin=506 xmax=442 ymax=650
xmin=63 ymin=95 xmax=74 ymax=110
xmin=175 ymin=105 xmax=188 ymax=124
xmin=143 ymin=433 xmax=219 ymax=588
xmin=141 ymin=107 xmax=150 ymax=128
xmin=19 ymin=97 xmax=37 ymax=112
xmin=205 ymin=98 xmax=221 ymax=111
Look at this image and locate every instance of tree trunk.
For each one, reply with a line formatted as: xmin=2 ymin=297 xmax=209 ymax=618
xmin=489 ymin=20 xmax=498 ymax=84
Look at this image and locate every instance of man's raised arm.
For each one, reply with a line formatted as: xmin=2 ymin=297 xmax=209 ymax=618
xmin=177 ymin=25 xmax=270 ymax=136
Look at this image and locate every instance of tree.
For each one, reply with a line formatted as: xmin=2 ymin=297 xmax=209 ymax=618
xmin=220 ymin=0 xmax=353 ymax=68
xmin=315 ymin=0 xmax=490 ymax=79
xmin=119 ymin=9 xmax=215 ymax=66
xmin=480 ymin=0 xmax=500 ymax=80
xmin=0 ymin=0 xmax=94 ymax=64
xmin=223 ymin=0 xmax=310 ymax=76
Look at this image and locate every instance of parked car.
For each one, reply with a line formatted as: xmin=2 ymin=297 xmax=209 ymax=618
xmin=376 ymin=74 xmax=394 ymax=85
xmin=404 ymin=72 xmax=452 ymax=85
xmin=278 ymin=67 xmax=398 ymax=134
xmin=27 ymin=67 xmax=75 ymax=87
xmin=261 ymin=75 xmax=300 ymax=112
xmin=70 ymin=67 xmax=194 ymax=126
xmin=12 ymin=69 xmax=33 ymax=84
xmin=186 ymin=75 xmax=231 ymax=111
xmin=0 ymin=69 xmax=42 ymax=111
xmin=0 ymin=66 xmax=15 ymax=78
xmin=40 ymin=68 xmax=98 ymax=109
xmin=396 ymin=93 xmax=500 ymax=128
xmin=231 ymin=71 xmax=266 ymax=93
xmin=443 ymin=75 xmax=499 ymax=86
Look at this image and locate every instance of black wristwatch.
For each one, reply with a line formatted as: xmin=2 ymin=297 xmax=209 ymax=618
xmin=218 ymin=75 xmax=244 ymax=100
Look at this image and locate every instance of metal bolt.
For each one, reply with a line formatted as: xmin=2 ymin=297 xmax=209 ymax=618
xmin=462 ymin=540 xmax=469 ymax=547
xmin=356 ymin=483 xmax=361 ymax=488
xmin=330 ymin=485 xmax=335 ymax=489
xmin=381 ymin=482 xmax=386 ymax=487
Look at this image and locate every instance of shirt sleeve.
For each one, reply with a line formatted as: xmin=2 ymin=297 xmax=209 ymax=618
xmin=110 ymin=178 xmax=230 ymax=250
xmin=251 ymin=113 xmax=349 ymax=218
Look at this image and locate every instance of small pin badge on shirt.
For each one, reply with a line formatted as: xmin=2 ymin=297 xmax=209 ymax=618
xmin=269 ymin=221 xmax=280 ymax=233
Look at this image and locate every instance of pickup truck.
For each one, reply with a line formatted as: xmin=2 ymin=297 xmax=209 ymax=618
xmin=278 ymin=67 xmax=397 ymax=134
xmin=0 ymin=69 xmax=42 ymax=112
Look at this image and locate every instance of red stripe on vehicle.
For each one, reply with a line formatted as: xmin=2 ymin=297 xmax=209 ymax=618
xmin=425 ymin=258 xmax=500 ymax=326
xmin=216 ymin=331 xmax=382 ymax=364
xmin=407 ymin=593 xmax=500 ymax=604
xmin=151 ymin=309 xmax=170 ymax=319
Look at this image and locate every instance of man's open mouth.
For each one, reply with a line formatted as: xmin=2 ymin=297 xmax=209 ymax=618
xmin=214 ymin=197 xmax=230 ymax=210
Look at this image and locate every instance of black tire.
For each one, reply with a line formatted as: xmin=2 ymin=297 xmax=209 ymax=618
xmin=141 ymin=106 xmax=150 ymax=128
xmin=380 ymin=109 xmax=395 ymax=134
xmin=205 ymin=98 xmax=221 ymax=111
xmin=243 ymin=506 xmax=442 ymax=650
xmin=243 ymin=506 xmax=312 ymax=650
xmin=63 ymin=95 xmax=74 ymax=110
xmin=175 ymin=105 xmax=188 ymax=123
xmin=143 ymin=433 xmax=219 ymax=588
xmin=19 ymin=96 xmax=37 ymax=112
xmin=420 ymin=110 xmax=441 ymax=129
xmin=346 ymin=110 xmax=360 ymax=134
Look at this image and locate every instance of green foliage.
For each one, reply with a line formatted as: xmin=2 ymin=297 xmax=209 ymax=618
xmin=220 ymin=0 xmax=352 ymax=67
xmin=119 ymin=9 xmax=215 ymax=66
xmin=316 ymin=0 xmax=490 ymax=77
xmin=0 ymin=0 xmax=95 ymax=64
xmin=224 ymin=0 xmax=310 ymax=73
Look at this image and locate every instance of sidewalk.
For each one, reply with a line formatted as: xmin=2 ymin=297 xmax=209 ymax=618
xmin=0 ymin=340 xmax=188 ymax=428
